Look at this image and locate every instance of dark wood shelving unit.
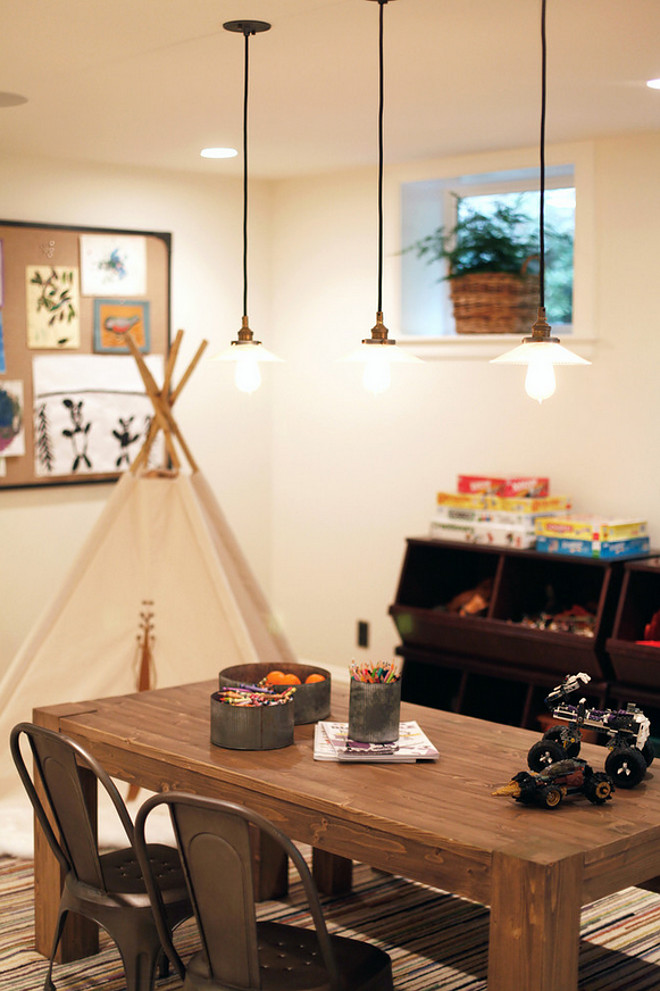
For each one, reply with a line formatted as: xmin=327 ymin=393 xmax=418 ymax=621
xmin=606 ymin=557 xmax=660 ymax=731
xmin=389 ymin=538 xmax=629 ymax=730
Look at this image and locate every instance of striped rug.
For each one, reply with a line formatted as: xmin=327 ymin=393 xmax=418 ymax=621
xmin=2 ymin=855 xmax=660 ymax=990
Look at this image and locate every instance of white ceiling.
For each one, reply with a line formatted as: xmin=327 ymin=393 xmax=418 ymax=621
xmin=1 ymin=0 xmax=659 ymax=180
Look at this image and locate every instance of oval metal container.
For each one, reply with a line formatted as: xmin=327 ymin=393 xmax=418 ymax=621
xmin=218 ymin=662 xmax=331 ymax=724
xmin=210 ymin=691 xmax=294 ymax=750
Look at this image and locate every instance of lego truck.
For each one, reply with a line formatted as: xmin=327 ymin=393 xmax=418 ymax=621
xmin=527 ymin=672 xmax=654 ymax=789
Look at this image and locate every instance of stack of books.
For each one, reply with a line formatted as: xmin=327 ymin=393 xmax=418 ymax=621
xmin=313 ymin=721 xmax=439 ymax=763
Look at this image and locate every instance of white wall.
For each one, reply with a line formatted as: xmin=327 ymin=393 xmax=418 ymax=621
xmin=269 ymin=132 xmax=660 ymax=671
xmin=0 ymin=154 xmax=274 ymax=668
xmin=2 ymin=132 xmax=660 ymax=684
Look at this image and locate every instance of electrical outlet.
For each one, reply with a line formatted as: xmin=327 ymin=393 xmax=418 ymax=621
xmin=357 ymin=620 xmax=369 ymax=648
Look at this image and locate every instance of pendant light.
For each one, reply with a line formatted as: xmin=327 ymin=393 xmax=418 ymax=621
xmin=343 ymin=0 xmax=421 ymax=395
xmin=213 ymin=20 xmax=282 ymax=394
xmin=491 ymin=0 xmax=589 ymax=402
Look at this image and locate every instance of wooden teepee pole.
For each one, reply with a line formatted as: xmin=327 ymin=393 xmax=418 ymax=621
xmin=126 ymin=330 xmax=208 ymax=474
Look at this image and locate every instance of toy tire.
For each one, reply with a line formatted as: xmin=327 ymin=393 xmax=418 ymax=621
xmin=605 ymin=747 xmax=647 ymax=789
xmin=528 ymin=739 xmax=564 ymax=771
xmin=515 ymin=772 xmax=538 ymax=804
xmin=584 ymin=772 xmax=614 ymax=804
xmin=540 ymin=785 xmax=563 ymax=808
xmin=543 ymin=725 xmax=580 ymax=758
xmin=642 ymin=741 xmax=655 ymax=767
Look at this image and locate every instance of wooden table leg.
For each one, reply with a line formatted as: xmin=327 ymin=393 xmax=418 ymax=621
xmin=33 ymin=764 xmax=99 ymax=961
xmin=250 ymin=825 xmax=289 ymax=900
xmin=312 ymin=849 xmax=353 ymax=895
xmin=488 ymin=850 xmax=583 ymax=991
xmin=32 ymin=705 xmax=100 ymax=961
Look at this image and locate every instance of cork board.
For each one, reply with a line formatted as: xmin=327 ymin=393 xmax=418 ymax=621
xmin=0 ymin=220 xmax=170 ymax=488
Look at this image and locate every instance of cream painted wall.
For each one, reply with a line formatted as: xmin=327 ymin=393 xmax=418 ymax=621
xmin=269 ymin=133 xmax=660 ymax=671
xmin=0 ymin=154 xmax=274 ymax=669
xmin=2 ymin=133 xmax=660 ymax=685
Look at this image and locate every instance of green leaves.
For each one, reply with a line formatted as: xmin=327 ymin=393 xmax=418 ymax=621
xmin=31 ymin=268 xmax=77 ymax=325
xmin=410 ymin=198 xmax=540 ymax=279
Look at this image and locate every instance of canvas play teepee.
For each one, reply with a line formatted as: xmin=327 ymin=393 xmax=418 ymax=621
xmin=0 ymin=331 xmax=296 ymax=847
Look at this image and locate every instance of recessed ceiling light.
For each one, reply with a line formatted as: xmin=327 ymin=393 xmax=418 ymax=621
xmin=0 ymin=91 xmax=28 ymax=107
xmin=646 ymin=78 xmax=660 ymax=90
xmin=200 ymin=147 xmax=238 ymax=159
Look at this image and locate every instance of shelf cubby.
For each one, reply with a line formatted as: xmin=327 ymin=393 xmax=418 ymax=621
xmin=389 ymin=537 xmax=631 ymax=728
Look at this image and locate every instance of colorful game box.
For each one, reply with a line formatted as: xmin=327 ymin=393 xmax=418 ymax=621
xmin=535 ymin=535 xmax=650 ymax=559
xmin=535 ymin=516 xmax=648 ymax=542
xmin=457 ymin=475 xmax=549 ymax=497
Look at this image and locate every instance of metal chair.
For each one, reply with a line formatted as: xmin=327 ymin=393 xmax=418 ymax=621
xmin=135 ymin=791 xmax=394 ymax=991
xmin=10 ymin=722 xmax=193 ymax=991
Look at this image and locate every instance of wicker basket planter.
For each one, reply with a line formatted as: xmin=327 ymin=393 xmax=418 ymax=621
xmin=449 ymin=267 xmax=539 ymax=335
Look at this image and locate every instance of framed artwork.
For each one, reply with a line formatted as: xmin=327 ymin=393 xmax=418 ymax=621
xmin=0 ymin=240 xmax=4 ymax=374
xmin=0 ymin=219 xmax=170 ymax=489
xmin=93 ymin=299 xmax=150 ymax=353
xmin=0 ymin=311 xmax=5 ymax=375
xmin=0 ymin=379 xmax=25 ymax=458
xmin=26 ymin=264 xmax=80 ymax=349
xmin=33 ymin=355 xmax=163 ymax=476
xmin=80 ymin=234 xmax=147 ymax=296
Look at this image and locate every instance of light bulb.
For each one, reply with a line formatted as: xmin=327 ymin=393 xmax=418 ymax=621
xmin=525 ymin=356 xmax=556 ymax=403
xmin=362 ymin=351 xmax=391 ymax=395
xmin=234 ymin=351 xmax=262 ymax=394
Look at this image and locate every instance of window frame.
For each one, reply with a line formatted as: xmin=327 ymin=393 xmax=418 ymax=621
xmin=388 ymin=144 xmax=597 ymax=362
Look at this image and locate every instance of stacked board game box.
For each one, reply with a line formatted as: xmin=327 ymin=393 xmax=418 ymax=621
xmin=535 ymin=516 xmax=650 ymax=559
xmin=431 ymin=475 xmax=570 ymax=549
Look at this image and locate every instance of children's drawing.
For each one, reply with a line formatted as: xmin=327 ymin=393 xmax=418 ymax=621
xmin=26 ymin=265 xmax=80 ymax=349
xmin=32 ymin=354 xmax=164 ymax=477
xmin=80 ymin=235 xmax=147 ymax=296
xmin=93 ymin=299 xmax=150 ymax=353
xmin=113 ymin=416 xmax=142 ymax=468
xmin=0 ymin=380 xmax=26 ymax=457
xmin=0 ymin=310 xmax=5 ymax=374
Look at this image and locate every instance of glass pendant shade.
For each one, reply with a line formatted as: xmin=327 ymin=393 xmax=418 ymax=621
xmin=343 ymin=344 xmax=422 ymax=395
xmin=213 ymin=342 xmax=283 ymax=394
xmin=341 ymin=309 xmax=421 ymax=395
xmin=491 ymin=311 xmax=590 ymax=403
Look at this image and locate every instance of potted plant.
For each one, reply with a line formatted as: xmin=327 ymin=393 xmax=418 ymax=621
xmin=408 ymin=198 xmax=545 ymax=335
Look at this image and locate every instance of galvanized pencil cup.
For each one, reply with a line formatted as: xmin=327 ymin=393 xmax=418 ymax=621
xmin=210 ymin=691 xmax=294 ymax=750
xmin=347 ymin=679 xmax=401 ymax=743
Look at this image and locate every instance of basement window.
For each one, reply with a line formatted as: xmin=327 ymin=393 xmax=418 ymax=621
xmin=399 ymin=165 xmax=575 ymax=340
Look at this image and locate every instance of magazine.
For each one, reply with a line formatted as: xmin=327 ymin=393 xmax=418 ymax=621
xmin=313 ymin=720 xmax=439 ymax=763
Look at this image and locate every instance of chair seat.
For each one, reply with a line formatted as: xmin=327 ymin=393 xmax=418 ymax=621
xmin=183 ymin=920 xmax=393 ymax=991
xmin=100 ymin=843 xmax=186 ymax=897
xmin=61 ymin=844 xmax=189 ymax=918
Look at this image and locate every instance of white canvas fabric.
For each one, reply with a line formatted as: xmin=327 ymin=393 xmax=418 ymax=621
xmin=0 ymin=469 xmax=295 ymax=852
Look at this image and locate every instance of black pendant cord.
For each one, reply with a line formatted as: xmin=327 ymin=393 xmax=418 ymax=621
xmin=242 ymin=29 xmax=250 ymax=320
xmin=377 ymin=0 xmax=385 ymax=315
xmin=539 ymin=0 xmax=547 ymax=310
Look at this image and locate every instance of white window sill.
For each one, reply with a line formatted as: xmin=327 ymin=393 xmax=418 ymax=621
xmin=396 ymin=334 xmax=597 ymax=361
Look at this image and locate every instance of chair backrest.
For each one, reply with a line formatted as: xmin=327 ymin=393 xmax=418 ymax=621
xmin=135 ymin=792 xmax=341 ymax=989
xmin=10 ymin=722 xmax=135 ymax=889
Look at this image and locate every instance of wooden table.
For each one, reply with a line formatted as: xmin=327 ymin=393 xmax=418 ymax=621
xmin=33 ymin=680 xmax=660 ymax=991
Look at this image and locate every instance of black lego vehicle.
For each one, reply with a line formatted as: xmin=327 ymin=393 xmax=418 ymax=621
xmin=527 ymin=672 xmax=654 ymax=789
xmin=493 ymin=758 xmax=615 ymax=809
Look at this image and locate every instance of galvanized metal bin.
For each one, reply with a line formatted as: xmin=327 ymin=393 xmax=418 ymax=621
xmin=218 ymin=662 xmax=331 ymax=724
